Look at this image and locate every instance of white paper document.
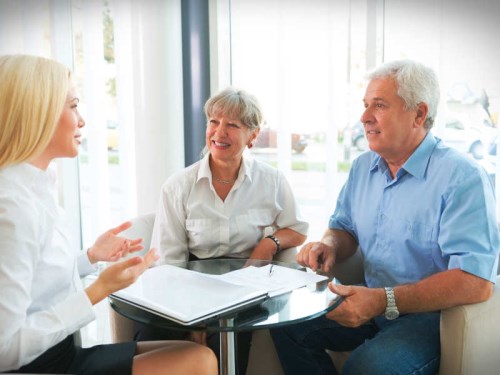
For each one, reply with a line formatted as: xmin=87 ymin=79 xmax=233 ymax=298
xmin=111 ymin=264 xmax=327 ymax=325
xmin=209 ymin=264 xmax=328 ymax=297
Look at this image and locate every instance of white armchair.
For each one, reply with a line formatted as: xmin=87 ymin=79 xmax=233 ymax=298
xmin=111 ymin=213 xmax=500 ymax=375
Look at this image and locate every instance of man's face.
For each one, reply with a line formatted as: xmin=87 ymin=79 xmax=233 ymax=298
xmin=360 ymin=77 xmax=425 ymax=163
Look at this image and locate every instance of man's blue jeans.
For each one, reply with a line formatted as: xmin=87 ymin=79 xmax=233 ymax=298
xmin=270 ymin=312 xmax=440 ymax=375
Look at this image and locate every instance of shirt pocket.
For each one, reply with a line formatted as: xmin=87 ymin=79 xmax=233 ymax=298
xmin=236 ymin=209 xmax=275 ymax=230
xmin=405 ymin=221 xmax=434 ymax=242
xmin=402 ymin=220 xmax=437 ymax=257
xmin=185 ymin=218 xmax=213 ymax=247
xmin=235 ymin=209 xmax=275 ymax=243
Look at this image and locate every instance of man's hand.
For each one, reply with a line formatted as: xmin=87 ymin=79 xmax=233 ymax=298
xmin=325 ymin=283 xmax=386 ymax=327
xmin=296 ymin=241 xmax=336 ymax=273
xmin=87 ymin=221 xmax=144 ymax=263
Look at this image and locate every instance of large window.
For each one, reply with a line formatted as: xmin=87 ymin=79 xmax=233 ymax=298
xmin=0 ymin=0 xmax=186 ymax=346
xmin=216 ymin=0 xmax=500 ymax=239
xmin=0 ymin=0 xmax=81 ymax=251
xmin=72 ymin=0 xmax=186 ymax=344
xmin=219 ymin=0 xmax=360 ymax=240
xmin=72 ymin=0 xmax=185 ymax=249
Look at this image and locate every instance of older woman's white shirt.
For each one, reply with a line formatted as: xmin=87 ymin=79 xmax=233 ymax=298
xmin=152 ymin=153 xmax=309 ymax=263
xmin=0 ymin=163 xmax=95 ymax=372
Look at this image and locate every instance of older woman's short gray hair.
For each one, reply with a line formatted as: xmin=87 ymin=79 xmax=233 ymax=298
xmin=366 ymin=59 xmax=440 ymax=128
xmin=204 ymin=87 xmax=264 ymax=131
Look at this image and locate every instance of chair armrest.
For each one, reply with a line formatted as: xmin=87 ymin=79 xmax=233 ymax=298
xmin=331 ymin=249 xmax=365 ymax=285
xmin=247 ymin=330 xmax=284 ymax=375
xmin=121 ymin=213 xmax=155 ymax=253
xmin=439 ymin=276 xmax=500 ymax=375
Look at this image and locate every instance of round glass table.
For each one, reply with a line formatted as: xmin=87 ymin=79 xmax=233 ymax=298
xmin=109 ymin=259 xmax=342 ymax=375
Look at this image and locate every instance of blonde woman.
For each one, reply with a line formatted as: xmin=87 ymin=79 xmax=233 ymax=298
xmin=0 ymin=54 xmax=217 ymax=375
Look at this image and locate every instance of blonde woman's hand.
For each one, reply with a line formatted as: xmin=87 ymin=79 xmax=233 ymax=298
xmin=85 ymin=249 xmax=159 ymax=305
xmin=87 ymin=221 xmax=144 ymax=263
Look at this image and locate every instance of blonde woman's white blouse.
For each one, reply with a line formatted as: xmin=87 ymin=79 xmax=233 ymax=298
xmin=0 ymin=163 xmax=95 ymax=372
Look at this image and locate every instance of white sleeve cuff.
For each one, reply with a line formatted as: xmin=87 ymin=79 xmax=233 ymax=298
xmin=77 ymin=251 xmax=98 ymax=277
xmin=53 ymin=290 xmax=95 ymax=335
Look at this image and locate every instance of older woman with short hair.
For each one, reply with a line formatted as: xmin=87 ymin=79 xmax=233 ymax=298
xmin=137 ymin=87 xmax=309 ymax=373
xmin=152 ymin=87 xmax=308 ymax=263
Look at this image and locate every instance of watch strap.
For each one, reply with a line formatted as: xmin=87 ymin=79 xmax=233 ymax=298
xmin=385 ymin=287 xmax=396 ymax=306
xmin=384 ymin=287 xmax=399 ymax=320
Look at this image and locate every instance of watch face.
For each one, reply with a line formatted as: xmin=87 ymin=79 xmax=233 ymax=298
xmin=385 ymin=309 xmax=399 ymax=320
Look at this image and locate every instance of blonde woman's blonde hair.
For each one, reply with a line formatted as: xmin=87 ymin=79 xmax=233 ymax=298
xmin=0 ymin=54 xmax=70 ymax=168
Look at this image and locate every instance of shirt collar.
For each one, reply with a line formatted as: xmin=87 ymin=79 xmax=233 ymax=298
xmin=239 ymin=153 xmax=254 ymax=183
xmin=197 ymin=153 xmax=212 ymax=182
xmin=196 ymin=152 xmax=254 ymax=184
xmin=1 ymin=162 xmax=49 ymax=187
xmin=369 ymin=131 xmax=437 ymax=179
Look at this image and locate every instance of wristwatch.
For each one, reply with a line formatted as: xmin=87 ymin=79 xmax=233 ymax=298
xmin=384 ymin=287 xmax=399 ymax=320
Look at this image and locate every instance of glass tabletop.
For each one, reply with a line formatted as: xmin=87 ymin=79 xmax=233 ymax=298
xmin=109 ymin=258 xmax=343 ymax=333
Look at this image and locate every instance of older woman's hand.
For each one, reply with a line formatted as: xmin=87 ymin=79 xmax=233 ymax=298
xmin=248 ymin=238 xmax=277 ymax=261
xmin=87 ymin=221 xmax=144 ymax=264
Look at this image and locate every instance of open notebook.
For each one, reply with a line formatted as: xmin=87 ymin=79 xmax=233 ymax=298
xmin=111 ymin=264 xmax=327 ymax=325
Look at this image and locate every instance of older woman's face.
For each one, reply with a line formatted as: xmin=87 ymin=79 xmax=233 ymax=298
xmin=206 ymin=113 xmax=258 ymax=163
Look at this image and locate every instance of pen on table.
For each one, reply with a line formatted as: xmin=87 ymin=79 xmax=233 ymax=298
xmin=268 ymin=264 xmax=274 ymax=277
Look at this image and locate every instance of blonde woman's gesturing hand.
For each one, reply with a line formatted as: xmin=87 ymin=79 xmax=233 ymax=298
xmin=85 ymin=249 xmax=159 ymax=305
xmin=87 ymin=221 xmax=144 ymax=263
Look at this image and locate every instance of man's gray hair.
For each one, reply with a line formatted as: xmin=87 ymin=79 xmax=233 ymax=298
xmin=366 ymin=59 xmax=440 ymax=128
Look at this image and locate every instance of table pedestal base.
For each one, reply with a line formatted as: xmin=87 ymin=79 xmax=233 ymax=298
xmin=219 ymin=318 xmax=236 ymax=375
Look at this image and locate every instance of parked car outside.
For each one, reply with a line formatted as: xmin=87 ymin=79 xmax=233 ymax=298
xmin=106 ymin=121 xmax=119 ymax=150
xmin=489 ymin=136 xmax=498 ymax=156
xmin=439 ymin=112 xmax=495 ymax=160
xmin=254 ymin=126 xmax=308 ymax=153
xmin=348 ymin=121 xmax=367 ymax=151
xmin=442 ymin=90 xmax=496 ymax=160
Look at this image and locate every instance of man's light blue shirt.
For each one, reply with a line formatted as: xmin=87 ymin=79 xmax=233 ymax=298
xmin=329 ymin=132 xmax=499 ymax=287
